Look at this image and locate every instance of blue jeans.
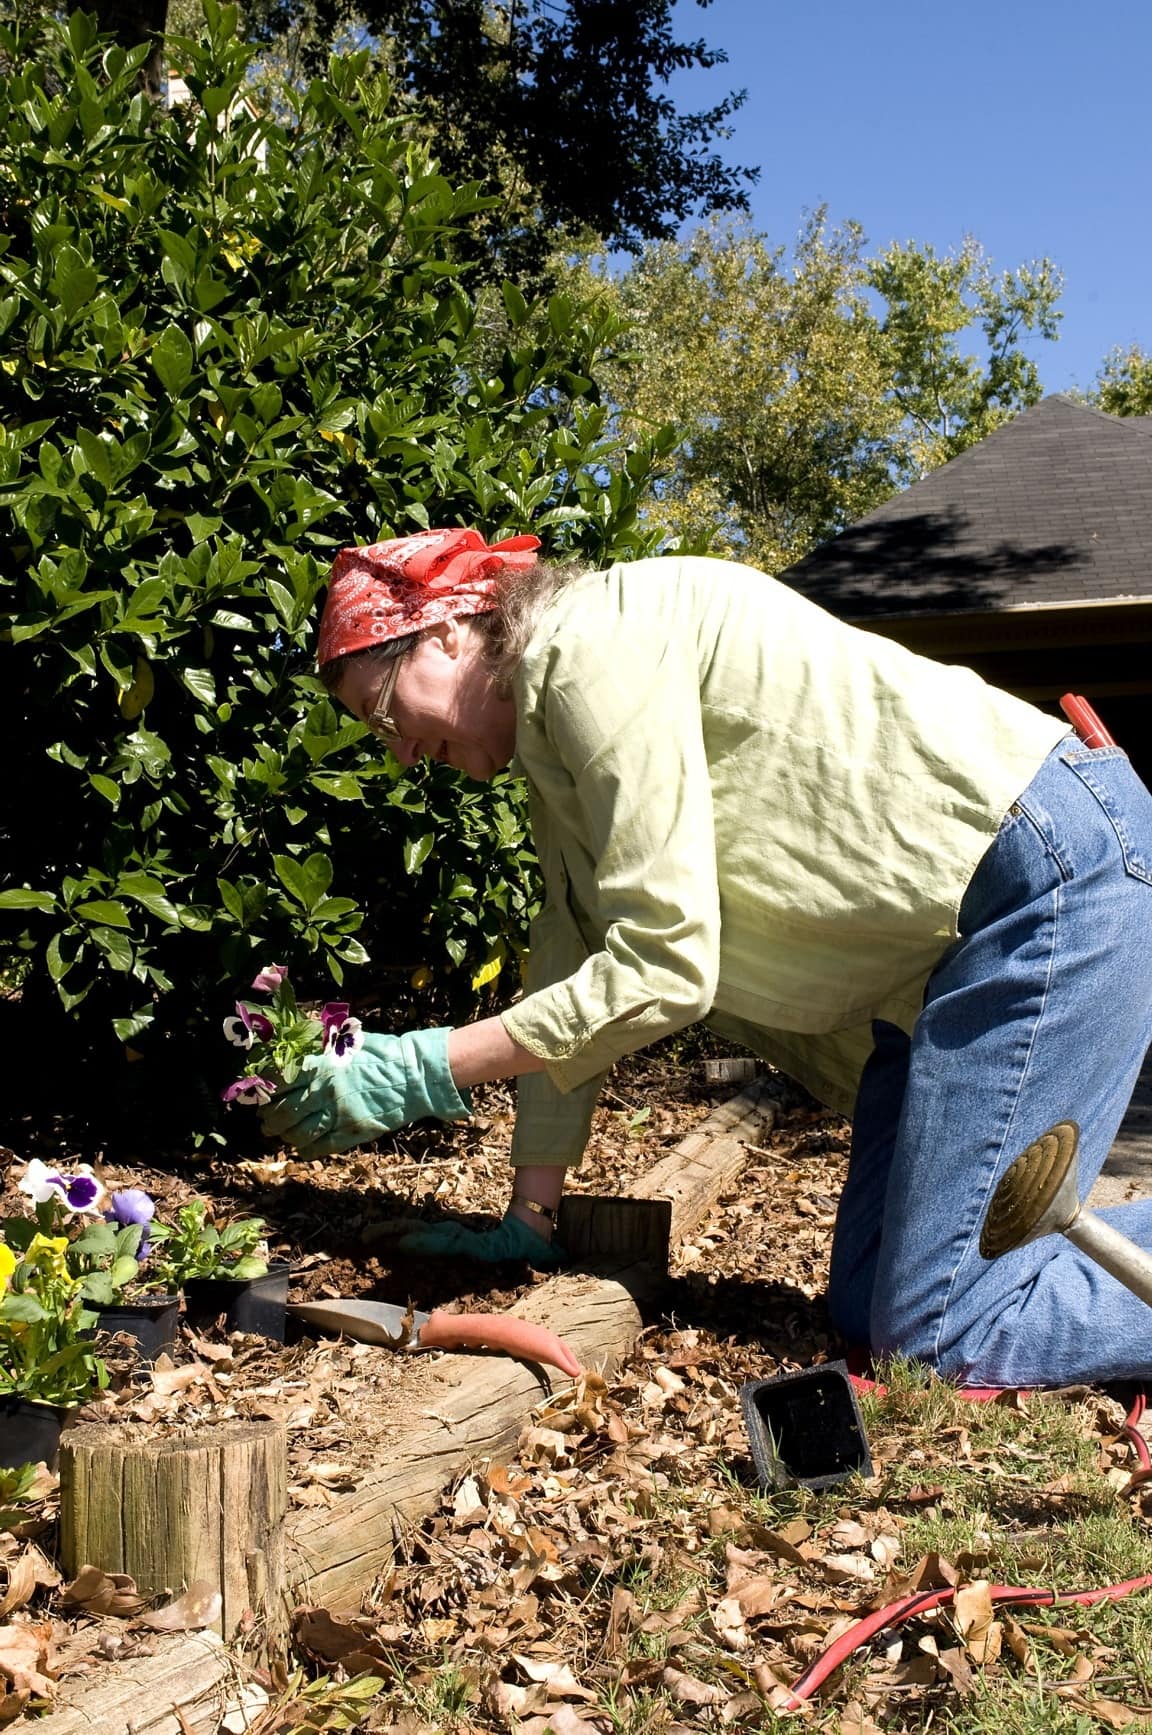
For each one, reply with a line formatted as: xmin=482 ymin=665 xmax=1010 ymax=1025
xmin=827 ymin=738 xmax=1152 ymax=1387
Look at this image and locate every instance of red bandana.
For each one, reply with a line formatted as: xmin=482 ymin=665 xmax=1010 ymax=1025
xmin=316 ymin=528 xmax=541 ymax=667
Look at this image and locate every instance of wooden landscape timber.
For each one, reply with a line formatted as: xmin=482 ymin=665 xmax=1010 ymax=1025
xmin=287 ymin=1076 xmax=777 ymax=1611
xmin=32 ymin=1631 xmax=234 ymax=1735
xmin=44 ymin=1077 xmax=778 ymax=1733
xmin=629 ymin=1077 xmax=778 ymax=1246
xmin=287 ymin=1261 xmax=657 ymax=1610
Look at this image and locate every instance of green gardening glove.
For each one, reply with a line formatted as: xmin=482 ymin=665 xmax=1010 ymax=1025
xmin=260 ymin=1027 xmax=470 ymax=1158
xmin=393 ymin=1208 xmax=566 ymax=1269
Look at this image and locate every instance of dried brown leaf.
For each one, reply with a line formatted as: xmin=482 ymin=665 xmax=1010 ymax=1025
xmin=0 ymin=1689 xmax=29 ymax=1729
xmin=747 ymin=1524 xmax=811 ymax=1567
xmin=1064 ymin=1696 xmax=1152 ymax=1727
xmin=59 ymin=1565 xmax=146 ymax=1617
xmin=1002 ymin=1611 xmax=1032 ymax=1667
xmin=0 ymin=1620 xmax=57 ymax=1700
xmin=661 ymin=1664 xmax=728 ymax=1708
xmin=712 ymin=1596 xmax=748 ymax=1653
xmin=517 ymin=1708 xmax=604 ymax=1735
xmin=137 ymin=1580 xmax=222 ymax=1632
xmin=0 ymin=1555 xmax=36 ymax=1620
xmin=512 ymin=1656 xmax=595 ymax=1700
xmin=839 ymin=1702 xmax=884 ymax=1735
xmin=952 ymin=1580 xmax=1002 ymax=1664
xmin=731 ymin=1574 xmax=778 ymax=1618
xmin=606 ymin=1585 xmax=637 ymax=1657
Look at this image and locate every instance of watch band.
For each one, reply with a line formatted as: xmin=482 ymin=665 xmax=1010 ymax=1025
xmin=512 ymin=1195 xmax=556 ymax=1223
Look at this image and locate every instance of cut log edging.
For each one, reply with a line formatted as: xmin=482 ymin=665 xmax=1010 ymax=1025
xmin=60 ymin=1420 xmax=287 ymax=1641
xmin=45 ymin=1079 xmax=776 ymax=1731
xmin=285 ymin=1077 xmax=778 ymax=1610
xmin=32 ymin=1631 xmax=233 ymax=1735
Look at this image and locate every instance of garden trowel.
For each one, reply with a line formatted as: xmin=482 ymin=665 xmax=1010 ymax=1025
xmin=289 ymin=1297 xmax=583 ymax=1377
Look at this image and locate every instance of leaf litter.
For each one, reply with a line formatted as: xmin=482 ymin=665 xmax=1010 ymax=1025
xmin=3 ymin=1051 xmax=1152 ymax=1729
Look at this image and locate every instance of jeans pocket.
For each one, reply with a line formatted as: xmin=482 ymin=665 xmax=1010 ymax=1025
xmin=1062 ymin=748 xmax=1152 ymax=885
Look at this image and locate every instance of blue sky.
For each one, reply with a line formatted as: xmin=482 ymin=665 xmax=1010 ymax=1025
xmin=669 ymin=0 xmax=1151 ymax=395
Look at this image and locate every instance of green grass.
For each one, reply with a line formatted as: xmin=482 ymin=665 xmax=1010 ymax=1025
xmin=270 ymin=1354 xmax=1152 ymax=1735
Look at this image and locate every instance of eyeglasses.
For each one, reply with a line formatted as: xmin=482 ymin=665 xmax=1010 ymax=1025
xmin=366 ymin=659 xmax=403 ymax=744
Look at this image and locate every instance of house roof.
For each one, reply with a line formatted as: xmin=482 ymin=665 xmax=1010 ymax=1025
xmin=780 ymin=394 xmax=1152 ymax=620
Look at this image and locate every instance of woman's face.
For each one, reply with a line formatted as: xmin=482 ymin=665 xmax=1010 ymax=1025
xmin=336 ymin=619 xmax=517 ymax=783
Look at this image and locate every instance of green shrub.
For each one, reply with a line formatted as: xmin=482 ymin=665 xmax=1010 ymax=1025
xmin=0 ymin=5 xmax=674 ymax=1085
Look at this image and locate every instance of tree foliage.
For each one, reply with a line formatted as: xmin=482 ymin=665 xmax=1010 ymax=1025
xmin=588 ymin=213 xmax=1063 ymax=572
xmin=1092 ymin=345 xmax=1152 ymax=418
xmin=245 ymin=0 xmax=760 ymax=281
xmin=0 ymin=4 xmax=675 ymax=1099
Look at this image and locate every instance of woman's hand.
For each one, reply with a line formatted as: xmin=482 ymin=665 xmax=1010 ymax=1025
xmin=260 ymin=1027 xmax=470 ymax=1158
xmin=391 ymin=1207 xmax=565 ymax=1268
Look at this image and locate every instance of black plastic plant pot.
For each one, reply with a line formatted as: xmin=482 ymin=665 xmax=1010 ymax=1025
xmin=740 ymin=1360 xmax=873 ymax=1492
xmin=95 ymin=1295 xmax=180 ymax=1362
xmin=0 ymin=1395 xmax=69 ymax=1471
xmin=183 ymin=1264 xmax=291 ymax=1342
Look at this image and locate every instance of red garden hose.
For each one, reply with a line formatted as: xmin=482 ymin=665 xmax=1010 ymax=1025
xmin=780 ymin=1566 xmax=1152 ymax=1710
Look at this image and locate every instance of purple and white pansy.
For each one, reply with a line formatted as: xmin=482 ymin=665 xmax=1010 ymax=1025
xmin=19 ymin=1158 xmax=109 ymax=1216
xmin=221 ymin=1076 xmax=277 ymax=1106
xmin=320 ymin=1002 xmax=363 ymax=1063
xmin=223 ymin=1001 xmax=275 ymax=1049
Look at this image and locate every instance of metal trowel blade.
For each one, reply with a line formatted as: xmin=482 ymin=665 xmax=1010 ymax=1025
xmin=289 ymin=1297 xmax=431 ymax=1348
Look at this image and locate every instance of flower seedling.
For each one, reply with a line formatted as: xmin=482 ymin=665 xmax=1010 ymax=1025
xmin=0 ymin=1231 xmax=107 ymax=1408
xmin=11 ymin=1165 xmax=165 ymax=1307
xmin=222 ymin=963 xmax=362 ymax=1107
xmin=0 ymin=1461 xmax=47 ymax=1531
xmin=150 ymin=1200 xmax=268 ymax=1287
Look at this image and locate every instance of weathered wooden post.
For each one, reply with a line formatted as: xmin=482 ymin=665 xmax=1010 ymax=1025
xmin=59 ymin=1420 xmax=288 ymax=1639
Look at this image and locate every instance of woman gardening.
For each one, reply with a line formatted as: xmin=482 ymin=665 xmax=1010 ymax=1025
xmin=262 ymin=527 xmax=1152 ymax=1390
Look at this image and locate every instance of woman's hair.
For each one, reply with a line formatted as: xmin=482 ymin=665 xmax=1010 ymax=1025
xmin=318 ymin=557 xmax=584 ymax=696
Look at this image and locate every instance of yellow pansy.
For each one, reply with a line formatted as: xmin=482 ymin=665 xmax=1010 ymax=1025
xmin=0 ymin=1243 xmax=16 ymax=1297
xmin=24 ymin=1234 xmax=72 ymax=1284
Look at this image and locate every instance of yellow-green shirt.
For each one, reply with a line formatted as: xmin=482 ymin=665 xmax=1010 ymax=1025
xmin=500 ymin=556 xmax=1068 ymax=1163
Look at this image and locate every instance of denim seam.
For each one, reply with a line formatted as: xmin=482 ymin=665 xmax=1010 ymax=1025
xmin=1011 ymin=797 xmax=1074 ymax=884
xmin=928 ymin=877 xmax=1062 ymax=1368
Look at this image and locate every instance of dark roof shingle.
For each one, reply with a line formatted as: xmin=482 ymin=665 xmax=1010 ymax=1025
xmin=780 ymin=395 xmax=1152 ymax=619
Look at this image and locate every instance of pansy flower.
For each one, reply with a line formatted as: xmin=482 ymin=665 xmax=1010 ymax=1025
xmin=221 ymin=1076 xmax=277 ymax=1106
xmin=18 ymin=1158 xmax=109 ymax=1216
xmin=107 ymin=1188 xmax=157 ymax=1257
xmin=0 ymin=1242 xmax=16 ymax=1299
xmin=223 ymin=1001 xmax=275 ymax=1049
xmin=321 ymin=1002 xmax=363 ymax=1063
xmin=251 ymin=963 xmax=288 ymax=993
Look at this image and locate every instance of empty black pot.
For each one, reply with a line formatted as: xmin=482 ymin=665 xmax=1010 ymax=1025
xmin=183 ymin=1263 xmax=290 ymax=1341
xmin=0 ymin=1395 xmax=69 ymax=1470
xmin=740 ymin=1360 xmax=872 ymax=1492
xmin=95 ymin=1294 xmax=180 ymax=1362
